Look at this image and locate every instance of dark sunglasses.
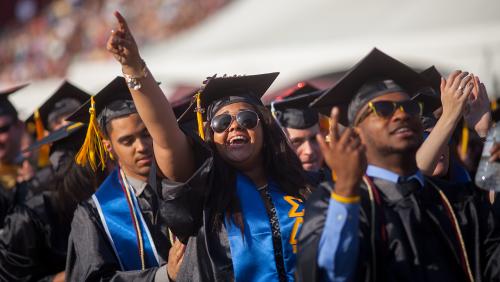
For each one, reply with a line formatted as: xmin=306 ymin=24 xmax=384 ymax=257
xmin=355 ymin=100 xmax=423 ymax=125
xmin=210 ymin=110 xmax=260 ymax=133
xmin=0 ymin=123 xmax=13 ymax=133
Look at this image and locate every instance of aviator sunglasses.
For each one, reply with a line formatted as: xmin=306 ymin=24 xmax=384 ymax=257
xmin=210 ymin=110 xmax=260 ymax=133
xmin=355 ymin=100 xmax=423 ymax=125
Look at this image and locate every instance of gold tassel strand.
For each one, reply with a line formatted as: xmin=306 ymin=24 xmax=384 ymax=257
xmin=34 ymin=109 xmax=50 ymax=167
xmin=460 ymin=121 xmax=469 ymax=160
xmin=75 ymin=96 xmax=108 ymax=171
xmin=195 ymin=91 xmax=205 ymax=140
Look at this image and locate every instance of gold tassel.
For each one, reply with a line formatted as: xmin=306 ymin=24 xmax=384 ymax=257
xmin=460 ymin=121 xmax=469 ymax=159
xmin=319 ymin=114 xmax=330 ymax=136
xmin=34 ymin=109 xmax=50 ymax=167
xmin=75 ymin=96 xmax=109 ymax=171
xmin=492 ymin=100 xmax=498 ymax=111
xmin=195 ymin=91 xmax=205 ymax=140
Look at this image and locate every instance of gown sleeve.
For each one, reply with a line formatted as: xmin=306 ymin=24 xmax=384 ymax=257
xmin=0 ymin=205 xmax=45 ymax=281
xmin=154 ymin=132 xmax=215 ymax=242
xmin=65 ymin=201 xmax=162 ymax=282
xmin=0 ymin=191 xmax=67 ymax=281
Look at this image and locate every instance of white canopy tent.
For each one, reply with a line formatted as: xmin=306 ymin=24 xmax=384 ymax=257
xmin=11 ymin=0 xmax=500 ymax=119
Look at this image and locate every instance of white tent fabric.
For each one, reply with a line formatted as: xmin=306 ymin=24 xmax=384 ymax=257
xmin=12 ymin=0 xmax=500 ymax=118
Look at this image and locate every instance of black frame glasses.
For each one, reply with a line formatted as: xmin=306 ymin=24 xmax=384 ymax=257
xmin=355 ymin=100 xmax=423 ymax=125
xmin=210 ymin=110 xmax=260 ymax=133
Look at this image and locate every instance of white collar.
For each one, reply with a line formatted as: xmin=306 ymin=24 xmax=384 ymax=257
xmin=123 ymin=173 xmax=148 ymax=197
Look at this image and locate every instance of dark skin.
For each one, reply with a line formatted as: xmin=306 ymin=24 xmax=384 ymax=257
xmin=317 ymin=107 xmax=367 ymax=197
xmin=319 ymin=92 xmax=425 ymax=198
xmin=356 ymin=92 xmax=423 ymax=176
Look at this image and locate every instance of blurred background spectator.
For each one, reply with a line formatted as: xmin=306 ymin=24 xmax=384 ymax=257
xmin=0 ymin=0 xmax=230 ymax=84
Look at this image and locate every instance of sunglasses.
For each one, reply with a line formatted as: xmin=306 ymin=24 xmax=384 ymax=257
xmin=210 ymin=110 xmax=260 ymax=133
xmin=355 ymin=100 xmax=423 ymax=125
xmin=0 ymin=123 xmax=13 ymax=133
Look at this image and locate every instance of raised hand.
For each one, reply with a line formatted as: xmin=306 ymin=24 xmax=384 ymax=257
xmin=440 ymin=70 xmax=474 ymax=124
xmin=316 ymin=107 xmax=367 ymax=197
xmin=464 ymin=76 xmax=492 ymax=137
xmin=167 ymin=240 xmax=186 ymax=281
xmin=106 ymin=11 xmax=143 ymax=71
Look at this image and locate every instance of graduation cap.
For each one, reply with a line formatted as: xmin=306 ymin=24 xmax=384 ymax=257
xmin=25 ymin=81 xmax=90 ymax=132
xmin=276 ymin=82 xmax=320 ymax=100
xmin=186 ymin=72 xmax=279 ymax=139
xmin=66 ymin=76 xmax=136 ymax=171
xmin=0 ymin=84 xmax=28 ymax=120
xmin=21 ymin=122 xmax=87 ymax=171
xmin=67 ymin=76 xmax=135 ymax=128
xmin=23 ymin=122 xmax=86 ymax=154
xmin=270 ymin=87 xmax=323 ymax=129
xmin=415 ymin=66 xmax=443 ymax=114
xmin=310 ymin=48 xmax=434 ymax=126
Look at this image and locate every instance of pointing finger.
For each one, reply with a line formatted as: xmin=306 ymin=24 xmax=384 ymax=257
xmin=329 ymin=107 xmax=340 ymax=143
xmin=114 ymin=10 xmax=130 ymax=33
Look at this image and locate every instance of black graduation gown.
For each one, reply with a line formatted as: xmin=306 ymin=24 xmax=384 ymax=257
xmin=0 ymin=165 xmax=57 ymax=227
xmin=0 ymin=190 xmax=68 ymax=281
xmin=65 ymin=182 xmax=171 ymax=281
xmin=0 ymin=183 xmax=12 ymax=224
xmin=151 ymin=137 xmax=234 ymax=282
xmin=305 ymin=167 xmax=331 ymax=188
xmin=10 ymin=166 xmax=56 ymax=210
xmin=297 ymin=177 xmax=500 ymax=282
xmin=152 ymin=132 xmax=304 ymax=282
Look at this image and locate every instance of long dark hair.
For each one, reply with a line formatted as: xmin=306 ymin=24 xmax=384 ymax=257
xmin=202 ymin=102 xmax=310 ymax=229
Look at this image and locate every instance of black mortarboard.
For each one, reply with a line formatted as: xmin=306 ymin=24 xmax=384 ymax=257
xmin=24 ymin=122 xmax=87 ymax=153
xmin=21 ymin=122 xmax=88 ymax=171
xmin=199 ymin=72 xmax=279 ymax=120
xmin=310 ymin=48 xmax=433 ymax=126
xmin=416 ymin=66 xmax=443 ymax=113
xmin=278 ymin=82 xmax=320 ymax=100
xmin=0 ymin=84 xmax=28 ymax=120
xmin=416 ymin=66 xmax=444 ymax=129
xmin=66 ymin=76 xmax=136 ymax=135
xmin=182 ymin=73 xmax=279 ymax=139
xmin=271 ymin=88 xmax=323 ymax=129
xmin=66 ymin=77 xmax=136 ymax=171
xmin=172 ymin=95 xmax=199 ymax=134
xmin=25 ymin=81 xmax=90 ymax=131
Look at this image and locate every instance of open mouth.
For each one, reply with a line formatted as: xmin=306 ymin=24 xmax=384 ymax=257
xmin=227 ymin=135 xmax=250 ymax=147
xmin=391 ymin=126 xmax=416 ymax=137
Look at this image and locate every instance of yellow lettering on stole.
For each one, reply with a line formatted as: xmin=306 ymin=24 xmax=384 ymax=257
xmin=284 ymin=196 xmax=304 ymax=253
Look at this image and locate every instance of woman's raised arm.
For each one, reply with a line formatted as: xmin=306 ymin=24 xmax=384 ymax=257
xmin=106 ymin=11 xmax=195 ymax=182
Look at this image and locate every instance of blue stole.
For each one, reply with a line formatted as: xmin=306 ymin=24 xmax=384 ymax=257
xmin=225 ymin=173 xmax=304 ymax=281
xmin=92 ymin=168 xmax=159 ymax=271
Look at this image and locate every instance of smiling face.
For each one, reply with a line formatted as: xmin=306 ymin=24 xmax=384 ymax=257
xmin=211 ymin=102 xmax=264 ymax=170
xmin=356 ymin=92 xmax=423 ymax=158
xmin=103 ymin=113 xmax=153 ymax=181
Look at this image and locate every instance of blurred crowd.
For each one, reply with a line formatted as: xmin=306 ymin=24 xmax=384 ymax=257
xmin=0 ymin=0 xmax=230 ymax=84
xmin=1 ymin=5 xmax=500 ymax=282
